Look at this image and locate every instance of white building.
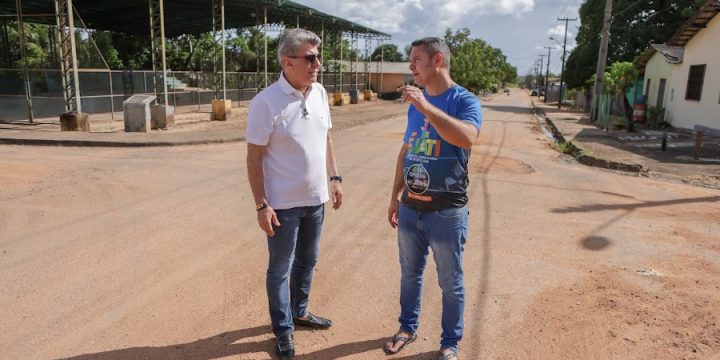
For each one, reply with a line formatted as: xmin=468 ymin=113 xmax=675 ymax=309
xmin=637 ymin=45 xmax=681 ymax=110
xmin=638 ymin=0 xmax=719 ymax=131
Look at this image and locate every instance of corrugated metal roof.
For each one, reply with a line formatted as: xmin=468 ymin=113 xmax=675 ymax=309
xmin=650 ymin=44 xmax=684 ymax=64
xmin=1 ymin=0 xmax=390 ymax=38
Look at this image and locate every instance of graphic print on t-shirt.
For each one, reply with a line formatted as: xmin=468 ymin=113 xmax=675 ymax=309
xmin=400 ymin=84 xmax=482 ymax=212
xmin=404 ymin=122 xmax=446 ymax=203
xmin=405 ymin=163 xmax=429 ymax=194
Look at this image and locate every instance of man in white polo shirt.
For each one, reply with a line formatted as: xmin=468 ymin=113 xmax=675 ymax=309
xmin=246 ymin=28 xmax=343 ymax=360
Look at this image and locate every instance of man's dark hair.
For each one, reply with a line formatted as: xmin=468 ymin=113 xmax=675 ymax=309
xmin=411 ymin=37 xmax=451 ymax=69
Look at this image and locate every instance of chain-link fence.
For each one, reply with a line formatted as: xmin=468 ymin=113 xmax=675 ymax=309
xmin=0 ymin=69 xmax=369 ymax=121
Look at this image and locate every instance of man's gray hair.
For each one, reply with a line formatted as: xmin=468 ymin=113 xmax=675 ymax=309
xmin=411 ymin=37 xmax=451 ymax=69
xmin=277 ymin=28 xmax=321 ymax=65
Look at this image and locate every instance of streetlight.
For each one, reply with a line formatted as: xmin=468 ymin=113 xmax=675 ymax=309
xmin=550 ymin=36 xmax=566 ymax=108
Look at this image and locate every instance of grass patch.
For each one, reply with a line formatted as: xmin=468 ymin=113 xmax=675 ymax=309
xmin=553 ymin=141 xmax=575 ymax=155
xmin=553 ymin=140 xmax=591 ymax=159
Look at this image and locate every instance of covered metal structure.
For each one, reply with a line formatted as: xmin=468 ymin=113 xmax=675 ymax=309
xmin=1 ymin=0 xmax=389 ymax=37
xmin=1 ymin=0 xmax=390 ymax=122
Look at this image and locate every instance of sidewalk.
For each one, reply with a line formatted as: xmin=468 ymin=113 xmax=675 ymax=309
xmin=533 ymin=99 xmax=720 ymax=189
xmin=0 ymin=100 xmax=407 ymax=147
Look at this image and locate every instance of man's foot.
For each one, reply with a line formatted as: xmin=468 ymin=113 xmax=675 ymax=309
xmin=275 ymin=333 xmax=294 ymax=359
xmin=293 ymin=312 xmax=332 ymax=329
xmin=383 ymin=330 xmax=417 ymax=354
xmin=438 ymin=348 xmax=458 ymax=360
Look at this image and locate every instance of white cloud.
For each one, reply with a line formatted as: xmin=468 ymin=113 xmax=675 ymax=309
xmin=547 ymin=24 xmax=573 ymax=39
xmin=295 ymin=0 xmax=578 ymax=75
xmin=301 ymin=0 xmax=535 ymax=37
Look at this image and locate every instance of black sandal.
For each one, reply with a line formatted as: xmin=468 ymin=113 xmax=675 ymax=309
xmin=383 ymin=331 xmax=417 ymax=354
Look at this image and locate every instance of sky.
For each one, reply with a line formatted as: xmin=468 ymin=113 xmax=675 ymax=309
xmin=296 ymin=0 xmax=582 ymax=76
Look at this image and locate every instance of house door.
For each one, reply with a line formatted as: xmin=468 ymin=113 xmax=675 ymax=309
xmin=657 ymin=78 xmax=666 ymax=109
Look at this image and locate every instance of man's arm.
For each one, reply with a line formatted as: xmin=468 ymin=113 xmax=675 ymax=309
xmin=326 ymin=132 xmax=343 ymax=210
xmin=398 ymin=85 xmax=479 ymax=149
xmin=247 ymin=143 xmax=280 ymax=236
xmin=423 ymin=105 xmax=478 ymax=149
xmin=388 ymin=143 xmax=409 ymax=228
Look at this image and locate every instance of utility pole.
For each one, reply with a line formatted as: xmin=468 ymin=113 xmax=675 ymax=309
xmin=543 ymin=46 xmax=553 ymax=102
xmin=557 ymin=17 xmax=576 ymax=109
xmin=538 ymin=54 xmax=546 ymax=90
xmin=591 ymin=0 xmax=613 ymax=125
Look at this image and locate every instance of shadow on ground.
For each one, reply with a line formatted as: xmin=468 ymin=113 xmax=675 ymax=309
xmin=573 ymin=126 xmax=720 ymax=166
xmin=57 ymin=325 xmax=429 ymax=360
xmin=482 ymin=104 xmax=533 ymax=114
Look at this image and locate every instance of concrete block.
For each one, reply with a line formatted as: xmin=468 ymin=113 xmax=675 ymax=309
xmin=210 ymin=99 xmax=232 ymax=121
xmin=363 ymin=90 xmax=377 ymax=101
xmin=123 ymin=94 xmax=155 ymax=132
xmin=60 ymin=112 xmax=90 ymax=132
xmin=151 ymin=104 xmax=175 ymax=130
xmin=332 ymin=93 xmax=350 ymax=106
xmin=332 ymin=92 xmax=344 ymax=106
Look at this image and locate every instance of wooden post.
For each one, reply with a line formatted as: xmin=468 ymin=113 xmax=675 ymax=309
xmin=693 ymin=131 xmax=704 ymax=160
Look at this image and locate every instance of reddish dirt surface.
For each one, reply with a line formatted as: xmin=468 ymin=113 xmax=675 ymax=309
xmin=1 ymin=91 xmax=719 ymax=359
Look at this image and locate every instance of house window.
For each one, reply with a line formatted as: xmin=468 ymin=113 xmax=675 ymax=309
xmin=645 ymin=78 xmax=651 ymax=96
xmin=685 ymin=64 xmax=706 ymax=101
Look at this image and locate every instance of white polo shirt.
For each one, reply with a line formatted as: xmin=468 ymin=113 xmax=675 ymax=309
xmin=246 ymin=73 xmax=332 ymax=210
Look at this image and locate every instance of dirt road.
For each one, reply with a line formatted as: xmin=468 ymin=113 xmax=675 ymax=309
xmin=1 ymin=90 xmax=719 ymax=359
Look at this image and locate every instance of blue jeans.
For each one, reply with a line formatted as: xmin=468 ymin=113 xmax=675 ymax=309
xmin=266 ymin=204 xmax=324 ymax=337
xmin=397 ymin=204 xmax=468 ymax=353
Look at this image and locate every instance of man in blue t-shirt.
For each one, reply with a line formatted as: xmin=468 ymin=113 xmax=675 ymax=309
xmin=384 ymin=37 xmax=482 ymax=360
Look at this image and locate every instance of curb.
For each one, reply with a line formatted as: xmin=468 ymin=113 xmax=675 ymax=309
xmin=0 ymin=136 xmax=246 ymax=147
xmin=531 ymin=101 xmax=646 ymax=173
xmin=0 ymin=110 xmax=407 ymax=148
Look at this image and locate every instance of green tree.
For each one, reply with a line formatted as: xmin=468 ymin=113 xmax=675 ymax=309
xmin=370 ymin=44 xmax=403 ymax=62
xmin=605 ymin=61 xmax=636 ymax=95
xmin=443 ymin=27 xmax=471 ymax=53
xmin=442 ymin=27 xmax=515 ymax=93
xmin=605 ymin=61 xmax=637 ymax=117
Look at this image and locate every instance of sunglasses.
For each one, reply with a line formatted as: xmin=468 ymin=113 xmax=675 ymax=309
xmin=287 ymin=53 xmax=322 ymax=63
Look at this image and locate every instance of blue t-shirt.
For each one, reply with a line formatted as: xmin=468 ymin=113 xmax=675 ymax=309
xmin=401 ymin=84 xmax=482 ymax=212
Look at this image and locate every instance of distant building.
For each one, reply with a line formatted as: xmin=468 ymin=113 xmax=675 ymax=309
xmin=335 ymin=60 xmax=412 ymax=96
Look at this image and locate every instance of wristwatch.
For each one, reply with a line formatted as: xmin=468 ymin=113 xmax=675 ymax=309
xmin=255 ymin=202 xmax=269 ymax=211
xmin=329 ymin=175 xmax=342 ymax=183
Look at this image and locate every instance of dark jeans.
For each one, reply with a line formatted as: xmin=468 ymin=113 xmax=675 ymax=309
xmin=266 ymin=204 xmax=324 ymax=337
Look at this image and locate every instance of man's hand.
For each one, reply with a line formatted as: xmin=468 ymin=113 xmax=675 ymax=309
xmin=330 ymin=182 xmax=343 ymax=210
xmin=397 ymin=85 xmax=431 ymax=114
xmin=257 ymin=206 xmax=280 ymax=237
xmin=387 ymin=198 xmax=400 ymax=229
